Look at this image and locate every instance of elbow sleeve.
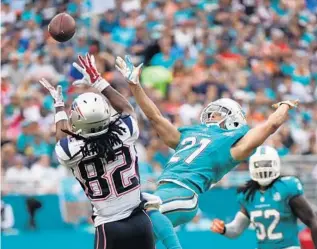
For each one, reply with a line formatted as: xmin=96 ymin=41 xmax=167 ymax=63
xmin=224 ymin=212 xmax=250 ymax=238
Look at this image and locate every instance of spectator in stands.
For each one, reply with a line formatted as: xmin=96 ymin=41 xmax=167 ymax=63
xmin=98 ymin=9 xmax=119 ymax=35
xmin=4 ymin=155 xmax=33 ymax=195
xmin=1 ymin=0 xmax=316 ymax=205
xmin=31 ymin=155 xmax=59 ymax=195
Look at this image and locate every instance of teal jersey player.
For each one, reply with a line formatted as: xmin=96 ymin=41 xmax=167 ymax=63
xmin=238 ymin=176 xmax=303 ymax=249
xmin=116 ymin=55 xmax=300 ymax=249
xmin=159 ymin=124 xmax=249 ymax=193
xmin=211 ymin=146 xmax=317 ymax=249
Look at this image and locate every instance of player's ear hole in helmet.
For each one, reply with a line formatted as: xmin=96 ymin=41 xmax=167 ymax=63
xmin=200 ymin=98 xmax=247 ymax=130
xmin=63 ymin=92 xmax=126 ymax=162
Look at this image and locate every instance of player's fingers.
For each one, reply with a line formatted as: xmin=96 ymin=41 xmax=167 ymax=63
xmin=84 ymin=54 xmax=90 ymax=66
xmin=210 ymin=223 xmax=222 ymax=233
xmin=212 ymin=223 xmax=224 ymax=233
xmin=115 ymin=65 xmax=125 ymax=76
xmin=116 ymin=59 xmax=126 ymax=71
xmin=90 ymin=55 xmax=97 ymax=68
xmin=116 ymin=56 xmax=124 ymax=64
xmin=125 ymin=54 xmax=132 ymax=64
xmin=72 ymin=62 xmax=85 ymax=74
xmin=125 ymin=55 xmax=134 ymax=70
xmin=213 ymin=219 xmax=224 ymax=228
xmin=116 ymin=56 xmax=126 ymax=69
xmin=39 ymin=78 xmax=51 ymax=87
xmin=293 ymin=99 xmax=299 ymax=107
xmin=136 ymin=63 xmax=143 ymax=71
xmin=86 ymin=53 xmax=93 ymax=68
xmin=210 ymin=225 xmax=221 ymax=233
xmin=78 ymin=55 xmax=88 ymax=69
xmin=136 ymin=63 xmax=143 ymax=77
xmin=214 ymin=222 xmax=224 ymax=230
xmin=39 ymin=78 xmax=54 ymax=91
xmin=56 ymin=85 xmax=62 ymax=95
xmin=272 ymin=103 xmax=278 ymax=109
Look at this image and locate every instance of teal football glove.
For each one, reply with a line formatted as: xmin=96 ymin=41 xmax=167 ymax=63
xmin=115 ymin=55 xmax=143 ymax=85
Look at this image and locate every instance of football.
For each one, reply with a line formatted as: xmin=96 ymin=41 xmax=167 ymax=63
xmin=48 ymin=13 xmax=76 ymax=42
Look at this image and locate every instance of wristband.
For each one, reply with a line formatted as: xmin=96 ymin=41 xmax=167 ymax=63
xmin=93 ymin=78 xmax=110 ymax=92
xmin=55 ymin=111 xmax=68 ymax=124
xmin=221 ymin=226 xmax=226 ymax=235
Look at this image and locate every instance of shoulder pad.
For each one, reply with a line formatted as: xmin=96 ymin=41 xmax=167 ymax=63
xmin=279 ymin=176 xmax=304 ymax=200
xmin=55 ymin=137 xmax=72 ymax=161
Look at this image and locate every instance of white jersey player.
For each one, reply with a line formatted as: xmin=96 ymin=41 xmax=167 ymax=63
xmin=55 ymin=100 xmax=140 ymax=226
xmin=39 ymin=54 xmax=154 ymax=249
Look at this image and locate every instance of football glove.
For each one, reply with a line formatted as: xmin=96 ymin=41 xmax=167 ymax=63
xmin=72 ymin=53 xmax=109 ymax=92
xmin=272 ymin=100 xmax=299 ymax=109
xmin=39 ymin=78 xmax=64 ymax=108
xmin=115 ymin=55 xmax=143 ymax=85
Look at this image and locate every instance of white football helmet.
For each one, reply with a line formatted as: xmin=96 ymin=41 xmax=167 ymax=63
xmin=69 ymin=92 xmax=111 ymax=137
xmin=249 ymin=146 xmax=281 ymax=186
xmin=200 ymin=98 xmax=247 ymax=130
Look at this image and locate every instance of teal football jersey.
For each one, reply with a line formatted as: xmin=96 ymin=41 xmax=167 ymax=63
xmin=238 ymin=176 xmax=304 ymax=249
xmin=158 ymin=124 xmax=249 ymax=193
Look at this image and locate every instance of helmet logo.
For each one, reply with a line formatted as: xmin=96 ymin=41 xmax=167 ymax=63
xmin=72 ymin=101 xmax=86 ymax=120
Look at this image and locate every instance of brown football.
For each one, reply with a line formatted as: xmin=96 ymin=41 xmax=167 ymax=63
xmin=48 ymin=13 xmax=76 ymax=42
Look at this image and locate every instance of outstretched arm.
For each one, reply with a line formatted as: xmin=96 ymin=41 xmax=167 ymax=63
xmin=73 ymin=54 xmax=136 ymax=119
xmin=290 ymin=195 xmax=317 ymax=247
xmin=129 ymin=84 xmax=180 ymax=148
xmin=100 ymin=87 xmax=135 ymax=119
xmin=115 ymin=55 xmax=181 ymax=148
xmin=231 ymin=101 xmax=298 ymax=161
xmin=39 ymin=78 xmax=69 ymax=142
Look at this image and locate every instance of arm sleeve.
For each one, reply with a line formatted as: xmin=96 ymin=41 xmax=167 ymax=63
xmin=224 ymin=211 xmax=250 ymax=238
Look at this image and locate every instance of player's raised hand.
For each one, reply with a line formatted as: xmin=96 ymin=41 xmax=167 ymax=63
xmin=39 ymin=78 xmax=64 ymax=107
xmin=210 ymin=219 xmax=225 ymax=234
xmin=272 ymin=100 xmax=299 ymax=109
xmin=72 ymin=54 xmax=109 ymax=92
xmin=115 ymin=55 xmax=143 ymax=85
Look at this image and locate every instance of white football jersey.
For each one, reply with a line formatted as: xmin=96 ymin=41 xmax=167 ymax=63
xmin=55 ymin=116 xmax=141 ymax=227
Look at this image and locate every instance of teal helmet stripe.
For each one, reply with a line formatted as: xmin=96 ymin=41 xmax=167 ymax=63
xmin=260 ymin=146 xmax=266 ymax=155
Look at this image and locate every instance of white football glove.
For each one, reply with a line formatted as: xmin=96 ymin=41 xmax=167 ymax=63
xmin=142 ymin=192 xmax=162 ymax=210
xmin=39 ymin=78 xmax=64 ymax=108
xmin=115 ymin=55 xmax=143 ymax=85
xmin=72 ymin=53 xmax=109 ymax=92
xmin=272 ymin=100 xmax=299 ymax=109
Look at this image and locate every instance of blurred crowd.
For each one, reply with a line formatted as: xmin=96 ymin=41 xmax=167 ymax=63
xmin=1 ymin=0 xmax=317 ymax=196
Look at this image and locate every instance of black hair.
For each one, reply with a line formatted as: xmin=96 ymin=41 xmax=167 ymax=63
xmin=62 ymin=116 xmax=126 ymax=162
xmin=237 ymin=176 xmax=283 ymax=202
